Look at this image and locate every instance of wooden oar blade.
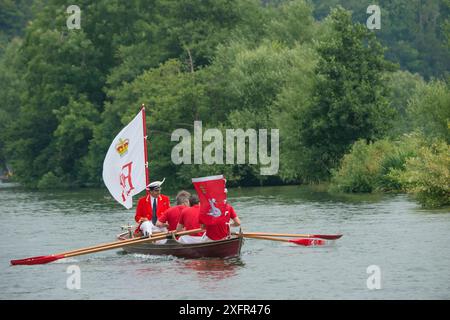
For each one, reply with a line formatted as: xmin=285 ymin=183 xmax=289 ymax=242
xmin=238 ymin=232 xmax=343 ymax=240
xmin=10 ymin=254 xmax=65 ymax=266
xmin=312 ymin=234 xmax=342 ymax=240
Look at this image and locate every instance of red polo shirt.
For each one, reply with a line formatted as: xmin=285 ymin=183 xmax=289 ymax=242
xmin=158 ymin=205 xmax=185 ymax=231
xmin=178 ymin=204 xmax=203 ymax=236
xmin=199 ymin=204 xmax=237 ymax=241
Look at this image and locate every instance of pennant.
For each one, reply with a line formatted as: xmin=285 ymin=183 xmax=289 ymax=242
xmin=192 ymin=175 xmax=228 ymax=225
xmin=102 ymin=109 xmax=147 ymax=209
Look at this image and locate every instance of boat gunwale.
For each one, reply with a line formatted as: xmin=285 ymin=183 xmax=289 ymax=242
xmin=117 ymin=230 xmax=244 ymax=258
xmin=118 ymin=233 xmax=243 ymax=250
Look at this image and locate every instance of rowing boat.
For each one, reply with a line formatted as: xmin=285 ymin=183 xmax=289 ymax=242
xmin=117 ymin=231 xmax=244 ymax=259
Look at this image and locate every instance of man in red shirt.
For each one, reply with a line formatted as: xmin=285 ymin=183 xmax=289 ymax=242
xmin=156 ymin=191 xmax=190 ymax=231
xmin=134 ymin=179 xmax=171 ymax=236
xmin=199 ymin=203 xmax=241 ymax=241
xmin=176 ymin=195 xmax=205 ymax=243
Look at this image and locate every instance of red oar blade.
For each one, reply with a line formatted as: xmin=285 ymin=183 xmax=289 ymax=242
xmin=10 ymin=254 xmax=65 ymax=266
xmin=289 ymin=238 xmax=327 ymax=246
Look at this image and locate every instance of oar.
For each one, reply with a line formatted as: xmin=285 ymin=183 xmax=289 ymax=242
xmin=59 ymin=230 xmax=167 ymax=256
xmin=241 ymin=234 xmax=329 ymax=246
xmin=10 ymin=234 xmax=164 ymax=266
xmin=10 ymin=228 xmax=203 ymax=266
xmin=233 ymin=231 xmax=342 ymax=240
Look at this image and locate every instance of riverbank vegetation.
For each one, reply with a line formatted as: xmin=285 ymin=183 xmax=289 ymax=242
xmin=330 ymin=77 xmax=450 ymax=208
xmin=0 ymin=0 xmax=448 ymax=208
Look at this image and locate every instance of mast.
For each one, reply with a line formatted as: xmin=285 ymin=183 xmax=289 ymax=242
xmin=141 ymin=104 xmax=150 ymax=197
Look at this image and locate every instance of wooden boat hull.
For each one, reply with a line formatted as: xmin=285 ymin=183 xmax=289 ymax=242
xmin=118 ymin=234 xmax=244 ymax=259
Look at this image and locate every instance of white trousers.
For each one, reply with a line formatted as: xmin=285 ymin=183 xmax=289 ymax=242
xmin=178 ymin=234 xmax=206 ymax=244
xmin=139 ymin=221 xmax=168 ymax=244
xmin=139 ymin=221 xmax=167 ymax=236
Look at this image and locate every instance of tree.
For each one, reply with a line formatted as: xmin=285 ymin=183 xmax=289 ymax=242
xmin=270 ymin=45 xmax=319 ymax=182
xmin=0 ymin=0 xmax=33 ymax=53
xmin=0 ymin=39 xmax=25 ymax=171
xmin=391 ymin=140 xmax=450 ymax=208
xmin=154 ymin=0 xmax=261 ymax=68
xmin=312 ymin=0 xmax=450 ymax=79
xmin=407 ymin=79 xmax=450 ymax=143
xmin=264 ymin=0 xmax=317 ymax=46
xmin=84 ymin=59 xmax=209 ymax=186
xmin=298 ymin=7 xmax=395 ymax=178
xmin=3 ymin=3 xmax=104 ymax=186
xmin=385 ymin=70 xmax=425 ymax=137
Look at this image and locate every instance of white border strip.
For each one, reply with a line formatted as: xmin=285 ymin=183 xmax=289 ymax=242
xmin=192 ymin=175 xmax=224 ymax=183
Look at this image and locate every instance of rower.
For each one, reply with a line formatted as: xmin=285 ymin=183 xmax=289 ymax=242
xmin=156 ymin=190 xmax=191 ymax=232
xmin=191 ymin=175 xmax=241 ymax=242
xmin=134 ymin=178 xmax=170 ymax=237
xmin=177 ymin=195 xmax=204 ymax=244
xmin=200 ymin=202 xmax=241 ymax=242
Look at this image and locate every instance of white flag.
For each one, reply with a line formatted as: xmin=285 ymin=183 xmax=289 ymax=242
xmin=102 ymin=109 xmax=147 ymax=209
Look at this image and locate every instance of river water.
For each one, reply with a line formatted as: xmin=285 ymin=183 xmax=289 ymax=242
xmin=0 ymin=182 xmax=449 ymax=299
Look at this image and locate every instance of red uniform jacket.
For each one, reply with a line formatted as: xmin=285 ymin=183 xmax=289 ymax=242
xmin=135 ymin=194 xmax=171 ymax=223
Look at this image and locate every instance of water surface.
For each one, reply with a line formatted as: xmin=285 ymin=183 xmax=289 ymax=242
xmin=1 ymin=182 xmax=449 ymax=299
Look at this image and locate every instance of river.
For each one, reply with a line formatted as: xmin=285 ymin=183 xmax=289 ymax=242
xmin=0 ymin=182 xmax=449 ymax=299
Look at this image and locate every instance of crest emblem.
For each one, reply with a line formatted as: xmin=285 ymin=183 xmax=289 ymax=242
xmin=116 ymin=138 xmax=129 ymax=157
xmin=207 ymin=198 xmax=222 ymax=217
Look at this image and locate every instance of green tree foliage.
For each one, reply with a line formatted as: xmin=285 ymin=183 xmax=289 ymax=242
xmin=298 ymin=7 xmax=394 ymax=178
xmin=156 ymin=0 xmax=257 ymax=67
xmin=1 ymin=0 xmax=263 ymax=187
xmin=407 ymin=79 xmax=450 ymax=143
xmin=330 ymin=135 xmax=421 ymax=193
xmin=312 ymin=0 xmax=450 ymax=79
xmin=106 ymin=0 xmax=264 ymax=89
xmin=0 ymin=39 xmax=25 ymax=169
xmin=211 ymin=41 xmax=300 ymax=121
xmin=269 ymin=45 xmax=318 ymax=182
xmin=181 ymin=38 xmax=317 ymax=185
xmin=53 ymin=96 xmax=100 ymax=183
xmin=0 ymin=0 xmax=33 ymax=52
xmin=0 ymin=0 xmax=448 ymax=197
xmin=384 ymin=70 xmax=425 ymax=137
xmin=85 ymin=59 xmax=209 ymax=186
xmin=390 ymin=141 xmax=450 ymax=208
xmin=444 ymin=0 xmax=450 ymax=48
xmin=4 ymin=28 xmax=103 ymax=186
xmin=264 ymin=0 xmax=317 ymax=46
xmin=331 ymin=133 xmax=450 ymax=208
xmin=330 ymin=140 xmax=396 ymax=193
xmin=36 ymin=171 xmax=66 ymax=190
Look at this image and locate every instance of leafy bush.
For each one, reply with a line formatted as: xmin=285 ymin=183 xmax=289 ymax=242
xmin=389 ymin=142 xmax=450 ymax=208
xmin=330 ymin=140 xmax=393 ymax=193
xmin=37 ymin=172 xmax=65 ymax=190
xmin=331 ymin=133 xmax=450 ymax=208
xmin=330 ymin=134 xmax=422 ymax=193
